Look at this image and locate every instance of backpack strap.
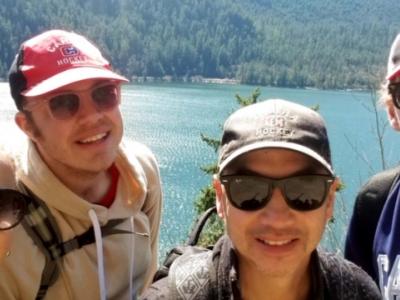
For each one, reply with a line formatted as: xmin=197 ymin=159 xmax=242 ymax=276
xmin=20 ymin=186 xmax=63 ymax=300
xmin=152 ymin=206 xmax=216 ymax=282
xmin=19 ymin=185 xmax=132 ymax=300
xmin=61 ymin=218 xmax=131 ymax=255
xmin=187 ymin=206 xmax=216 ymax=246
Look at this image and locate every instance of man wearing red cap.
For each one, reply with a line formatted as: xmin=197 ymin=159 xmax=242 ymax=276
xmin=0 ymin=29 xmax=162 ymax=299
xmin=345 ymin=34 xmax=400 ymax=299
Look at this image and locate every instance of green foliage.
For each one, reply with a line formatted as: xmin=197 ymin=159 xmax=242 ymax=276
xmin=235 ymin=87 xmax=261 ymax=106
xmin=194 ymin=185 xmax=216 ymax=215
xmin=197 ymin=216 xmax=225 ymax=247
xmin=310 ymin=104 xmax=320 ymax=112
xmin=0 ymin=0 xmax=399 ymax=89
xmin=200 ymin=164 xmax=218 ymax=175
xmin=194 ymin=185 xmax=223 ymax=247
xmin=200 ymin=133 xmax=220 ymax=153
xmin=194 ymin=88 xmax=261 ymax=246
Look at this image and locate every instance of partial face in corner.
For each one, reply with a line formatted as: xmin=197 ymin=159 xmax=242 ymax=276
xmin=0 ymin=189 xmax=27 ymax=261
xmin=0 ymin=159 xmax=17 ymax=262
xmin=0 ymin=231 xmax=10 ymax=261
xmin=386 ymin=76 xmax=400 ymax=131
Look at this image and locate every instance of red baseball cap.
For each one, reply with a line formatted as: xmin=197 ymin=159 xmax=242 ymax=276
xmin=9 ymin=29 xmax=128 ymax=110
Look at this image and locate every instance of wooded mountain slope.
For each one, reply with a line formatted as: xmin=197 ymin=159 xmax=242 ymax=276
xmin=1 ymin=0 xmax=399 ymax=89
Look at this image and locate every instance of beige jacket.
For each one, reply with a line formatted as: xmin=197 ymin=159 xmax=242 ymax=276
xmin=0 ymin=137 xmax=162 ymax=299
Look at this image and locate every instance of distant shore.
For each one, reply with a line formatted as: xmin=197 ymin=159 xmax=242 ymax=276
xmin=130 ymin=75 xmax=240 ymax=85
xmin=128 ymin=75 xmax=372 ymax=92
xmin=0 ymin=76 xmax=370 ymax=92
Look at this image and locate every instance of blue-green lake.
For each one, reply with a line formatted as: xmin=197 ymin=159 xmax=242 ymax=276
xmin=0 ymin=82 xmax=398 ymax=258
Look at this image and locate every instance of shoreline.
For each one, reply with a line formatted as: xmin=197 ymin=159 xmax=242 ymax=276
xmin=130 ymin=75 xmax=240 ymax=85
xmin=0 ymin=77 xmax=371 ymax=93
xmin=128 ymin=76 xmax=371 ymax=93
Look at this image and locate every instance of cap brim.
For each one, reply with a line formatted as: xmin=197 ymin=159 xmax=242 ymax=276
xmin=22 ymin=67 xmax=129 ymax=97
xmin=219 ymin=141 xmax=334 ymax=175
xmin=387 ymin=65 xmax=400 ymax=81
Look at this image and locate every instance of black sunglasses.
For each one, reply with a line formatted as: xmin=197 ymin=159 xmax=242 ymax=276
xmin=220 ymin=174 xmax=335 ymax=212
xmin=23 ymin=83 xmax=121 ymax=120
xmin=0 ymin=189 xmax=28 ymax=230
xmin=389 ymin=83 xmax=400 ymax=109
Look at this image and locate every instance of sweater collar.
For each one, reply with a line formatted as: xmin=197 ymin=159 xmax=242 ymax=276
xmin=213 ymin=236 xmax=326 ymax=300
xmin=15 ymin=140 xmax=145 ymax=223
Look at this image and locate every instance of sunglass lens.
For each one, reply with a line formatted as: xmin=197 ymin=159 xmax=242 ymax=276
xmin=49 ymin=94 xmax=80 ymax=120
xmin=0 ymin=192 xmax=26 ymax=230
xmin=394 ymin=90 xmax=400 ymax=109
xmin=92 ymin=84 xmax=119 ymax=111
xmin=284 ymin=176 xmax=327 ymax=211
xmin=389 ymin=84 xmax=400 ymax=109
xmin=227 ymin=177 xmax=271 ymax=211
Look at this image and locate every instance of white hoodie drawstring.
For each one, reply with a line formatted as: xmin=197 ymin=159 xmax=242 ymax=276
xmin=129 ymin=216 xmax=135 ymax=299
xmin=88 ymin=209 xmax=107 ymax=300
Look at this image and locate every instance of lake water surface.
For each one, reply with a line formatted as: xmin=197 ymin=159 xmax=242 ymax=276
xmin=0 ymin=82 xmax=398 ymax=257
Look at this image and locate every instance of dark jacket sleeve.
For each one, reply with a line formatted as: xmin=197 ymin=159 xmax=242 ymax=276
xmin=344 ymin=167 xmax=400 ymax=284
xmin=344 ymin=189 xmax=378 ymax=282
xmin=343 ymin=258 xmax=382 ymax=300
xmin=320 ymin=251 xmax=381 ymax=300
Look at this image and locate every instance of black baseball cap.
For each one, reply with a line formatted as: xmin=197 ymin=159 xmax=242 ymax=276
xmin=218 ymin=99 xmax=334 ymax=175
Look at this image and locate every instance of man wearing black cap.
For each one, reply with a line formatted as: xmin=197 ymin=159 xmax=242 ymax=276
xmin=141 ymin=99 xmax=380 ymax=299
xmin=345 ymin=34 xmax=400 ymax=299
xmin=0 ymin=29 xmax=162 ymax=299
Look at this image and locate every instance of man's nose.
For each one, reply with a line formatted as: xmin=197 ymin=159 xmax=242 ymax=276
xmin=75 ymin=93 xmax=102 ymax=122
xmin=258 ymin=187 xmax=294 ymax=224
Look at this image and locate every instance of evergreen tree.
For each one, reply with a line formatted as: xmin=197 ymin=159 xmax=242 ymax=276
xmin=193 ymin=88 xmax=262 ymax=246
xmin=0 ymin=0 xmax=399 ymax=89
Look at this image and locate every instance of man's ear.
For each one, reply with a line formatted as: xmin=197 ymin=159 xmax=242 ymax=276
xmin=213 ymin=176 xmax=226 ymax=219
xmin=386 ymin=102 xmax=400 ymax=131
xmin=15 ymin=112 xmax=38 ymax=141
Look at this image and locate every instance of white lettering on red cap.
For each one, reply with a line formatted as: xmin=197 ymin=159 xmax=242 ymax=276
xmin=56 ymin=56 xmax=88 ymax=66
xmin=47 ymin=37 xmax=71 ymax=52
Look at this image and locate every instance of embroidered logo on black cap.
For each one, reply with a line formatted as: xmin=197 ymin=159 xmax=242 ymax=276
xmin=255 ymin=111 xmax=296 ymax=138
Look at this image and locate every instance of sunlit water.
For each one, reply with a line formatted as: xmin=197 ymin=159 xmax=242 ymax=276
xmin=0 ymin=82 xmax=398 ymax=258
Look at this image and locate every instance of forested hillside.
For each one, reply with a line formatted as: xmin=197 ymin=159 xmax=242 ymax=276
xmin=1 ymin=0 xmax=399 ymax=89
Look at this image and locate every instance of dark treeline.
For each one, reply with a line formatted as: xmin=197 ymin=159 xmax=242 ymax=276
xmin=1 ymin=0 xmax=400 ymax=89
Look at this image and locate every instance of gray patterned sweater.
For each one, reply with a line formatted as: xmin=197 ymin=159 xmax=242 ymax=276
xmin=141 ymin=235 xmax=381 ymax=300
